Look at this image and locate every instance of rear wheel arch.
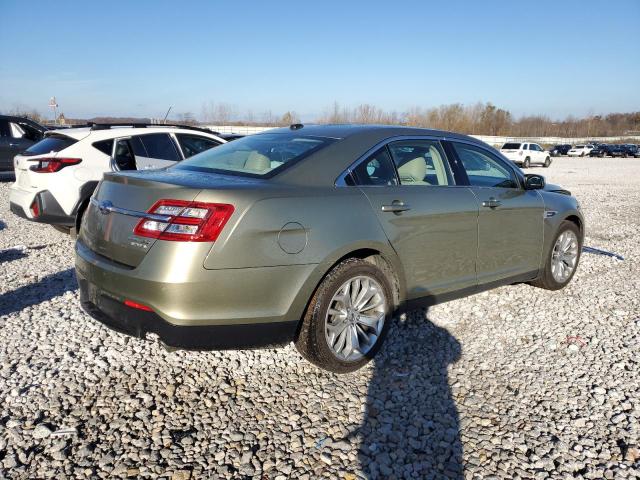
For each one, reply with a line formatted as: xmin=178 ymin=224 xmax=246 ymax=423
xmin=74 ymin=181 xmax=99 ymax=231
xmin=292 ymin=246 xmax=405 ymax=341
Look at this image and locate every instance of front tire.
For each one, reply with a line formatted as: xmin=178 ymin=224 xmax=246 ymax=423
xmin=530 ymin=220 xmax=582 ymax=291
xmin=543 ymin=156 xmax=551 ymax=168
xmin=295 ymin=258 xmax=393 ymax=373
xmin=523 ymin=157 xmax=531 ymax=168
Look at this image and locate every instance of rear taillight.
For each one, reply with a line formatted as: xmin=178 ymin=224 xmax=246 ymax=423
xmin=30 ymin=158 xmax=82 ymax=173
xmin=30 ymin=199 xmax=40 ymax=218
xmin=133 ymin=199 xmax=234 ymax=242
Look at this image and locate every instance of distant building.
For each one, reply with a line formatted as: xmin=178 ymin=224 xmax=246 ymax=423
xmin=57 ymin=113 xmax=66 ymax=125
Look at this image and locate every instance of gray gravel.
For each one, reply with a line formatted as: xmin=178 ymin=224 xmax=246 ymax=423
xmin=1 ymin=157 xmax=639 ymax=479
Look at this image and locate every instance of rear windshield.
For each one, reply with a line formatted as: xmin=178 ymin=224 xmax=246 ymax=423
xmin=502 ymin=143 xmax=521 ymax=149
xmin=23 ymin=134 xmax=77 ymax=156
xmin=173 ymin=133 xmax=336 ymax=177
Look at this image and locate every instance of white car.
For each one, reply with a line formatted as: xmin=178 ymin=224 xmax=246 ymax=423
xmin=9 ymin=124 xmax=225 ymax=234
xmin=499 ymin=142 xmax=551 ymax=168
xmin=567 ymin=145 xmax=594 ymax=157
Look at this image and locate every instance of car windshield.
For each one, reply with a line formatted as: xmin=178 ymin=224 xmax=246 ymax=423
xmin=173 ymin=133 xmax=336 ymax=177
xmin=502 ymin=143 xmax=521 ymax=149
xmin=575 ymin=145 xmax=585 ymax=149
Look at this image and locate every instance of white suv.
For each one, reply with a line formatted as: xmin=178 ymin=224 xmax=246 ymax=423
xmin=500 ymin=142 xmax=551 ymax=168
xmin=567 ymin=145 xmax=594 ymax=157
xmin=9 ymin=124 xmax=225 ymax=233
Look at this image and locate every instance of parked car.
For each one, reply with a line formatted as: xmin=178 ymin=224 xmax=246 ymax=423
xmin=0 ymin=115 xmax=47 ymax=176
xmin=9 ymin=124 xmax=225 ymax=234
xmin=549 ymin=144 xmax=571 ymax=156
xmin=589 ymin=144 xmax=611 ymax=157
xmin=500 ymin=142 xmax=551 ymax=168
xmin=608 ymin=145 xmax=627 ymax=157
xmin=567 ymin=145 xmax=594 ymax=157
xmin=622 ymin=144 xmax=638 ymax=157
xmin=75 ymin=124 xmax=584 ymax=373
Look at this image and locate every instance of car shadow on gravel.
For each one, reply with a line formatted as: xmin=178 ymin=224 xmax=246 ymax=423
xmin=0 ymin=268 xmax=77 ymax=316
xmin=355 ymin=309 xmax=463 ymax=479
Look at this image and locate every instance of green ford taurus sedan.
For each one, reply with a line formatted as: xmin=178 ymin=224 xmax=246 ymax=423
xmin=76 ymin=124 xmax=584 ymax=372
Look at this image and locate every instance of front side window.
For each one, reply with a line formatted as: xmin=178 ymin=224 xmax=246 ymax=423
xmin=9 ymin=122 xmax=26 ymax=139
xmin=351 ymin=147 xmax=398 ymax=186
xmin=176 ymin=134 xmax=220 ymax=158
xmin=138 ymin=133 xmax=180 ymax=161
xmin=452 ymin=142 xmax=519 ymax=189
xmin=174 ymin=133 xmax=335 ymax=177
xmin=388 ymin=140 xmax=452 ymax=186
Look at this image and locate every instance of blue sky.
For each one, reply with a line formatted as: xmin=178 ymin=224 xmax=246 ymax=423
xmin=1 ymin=0 xmax=638 ymax=121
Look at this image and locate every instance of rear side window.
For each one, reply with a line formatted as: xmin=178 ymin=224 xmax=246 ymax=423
xmin=138 ymin=133 xmax=180 ymax=161
xmin=452 ymin=142 xmax=518 ymax=189
xmin=24 ymin=135 xmax=77 ymax=156
xmin=176 ymin=134 xmax=220 ymax=158
xmin=502 ymin=143 xmax=521 ymax=149
xmin=351 ymin=147 xmax=398 ymax=186
xmin=93 ymin=139 xmax=114 ymax=155
xmin=388 ymin=140 xmax=452 ymax=186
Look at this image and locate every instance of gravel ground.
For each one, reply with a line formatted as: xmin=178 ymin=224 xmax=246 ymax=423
xmin=0 ymin=156 xmax=638 ymax=479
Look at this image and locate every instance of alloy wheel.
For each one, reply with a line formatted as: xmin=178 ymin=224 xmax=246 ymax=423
xmin=324 ymin=275 xmax=387 ymax=362
xmin=551 ymin=230 xmax=579 ymax=283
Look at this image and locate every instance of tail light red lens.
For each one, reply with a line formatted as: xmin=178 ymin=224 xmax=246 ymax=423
xmin=133 ymin=199 xmax=234 ymax=242
xmin=30 ymin=199 xmax=40 ymax=218
xmin=30 ymin=158 xmax=82 ymax=173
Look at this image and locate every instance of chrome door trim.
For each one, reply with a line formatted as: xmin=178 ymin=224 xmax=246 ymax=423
xmin=90 ymin=197 xmax=172 ymax=222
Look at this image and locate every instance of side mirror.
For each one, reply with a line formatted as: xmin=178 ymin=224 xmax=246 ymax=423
xmin=524 ymin=174 xmax=545 ymax=190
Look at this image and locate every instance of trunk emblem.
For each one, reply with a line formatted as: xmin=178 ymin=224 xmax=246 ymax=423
xmin=98 ymin=200 xmax=113 ymax=215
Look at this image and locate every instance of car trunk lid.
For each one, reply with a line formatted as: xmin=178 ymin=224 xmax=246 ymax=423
xmin=80 ymin=171 xmax=207 ymax=267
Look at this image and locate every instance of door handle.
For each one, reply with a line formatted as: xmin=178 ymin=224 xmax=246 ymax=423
xmin=481 ymin=198 xmax=502 ymax=208
xmin=381 ymin=201 xmax=411 ymax=213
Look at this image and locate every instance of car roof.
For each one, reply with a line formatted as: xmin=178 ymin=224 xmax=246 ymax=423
xmin=262 ymin=123 xmax=476 ymax=141
xmin=269 ymin=124 xmax=489 ymax=186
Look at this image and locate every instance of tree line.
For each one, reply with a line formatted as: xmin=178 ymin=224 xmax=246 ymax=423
xmin=5 ymin=102 xmax=640 ymax=138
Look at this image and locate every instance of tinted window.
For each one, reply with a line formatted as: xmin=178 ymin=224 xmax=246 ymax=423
xmin=174 ymin=133 xmax=335 ymax=177
xmin=351 ymin=147 xmax=398 ymax=186
xmin=176 ymin=134 xmax=220 ymax=158
xmin=0 ymin=120 xmax=10 ymax=137
xmin=502 ymin=143 xmax=521 ymax=149
xmin=16 ymin=122 xmax=43 ymax=141
xmin=93 ymin=139 xmax=114 ymax=155
xmin=388 ymin=140 xmax=452 ymax=186
xmin=452 ymin=142 xmax=518 ymax=189
xmin=138 ymin=133 xmax=180 ymax=161
xmin=23 ymin=135 xmax=77 ymax=156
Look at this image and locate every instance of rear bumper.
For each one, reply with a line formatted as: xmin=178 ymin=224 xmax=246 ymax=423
xmin=9 ymin=188 xmax=75 ymax=226
xmin=77 ymin=272 xmax=298 ymax=350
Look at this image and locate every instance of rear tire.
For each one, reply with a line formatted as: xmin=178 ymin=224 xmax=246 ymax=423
xmin=523 ymin=157 xmax=531 ymax=168
xmin=530 ymin=220 xmax=582 ymax=291
xmin=295 ymin=257 xmax=393 ymax=373
xmin=543 ymin=156 xmax=551 ymax=168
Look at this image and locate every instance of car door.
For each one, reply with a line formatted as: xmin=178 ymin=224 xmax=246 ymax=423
xmin=530 ymin=144 xmax=542 ymax=163
xmin=350 ymin=139 xmax=478 ymax=300
xmin=0 ymin=119 xmax=13 ymax=170
xmin=0 ymin=121 xmax=33 ymax=171
xmin=448 ymin=141 xmax=544 ymax=285
xmin=112 ymin=133 xmax=182 ymax=171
